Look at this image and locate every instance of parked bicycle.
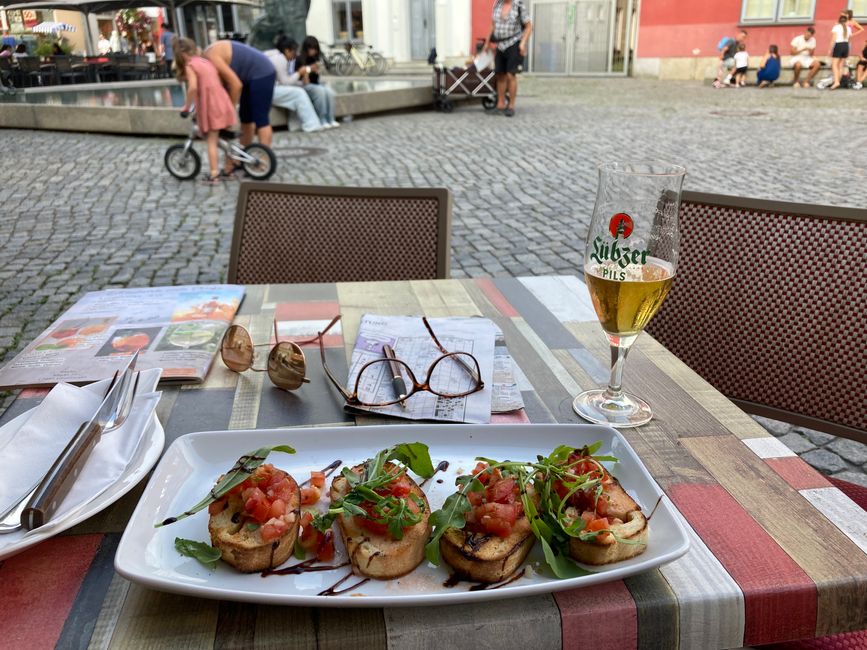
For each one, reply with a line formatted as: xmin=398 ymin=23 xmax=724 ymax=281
xmin=320 ymin=42 xmax=350 ymax=74
xmin=164 ymin=108 xmax=276 ymax=181
xmin=336 ymin=42 xmax=388 ymax=76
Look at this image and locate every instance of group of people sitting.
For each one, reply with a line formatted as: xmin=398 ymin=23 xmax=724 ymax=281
xmin=173 ymin=34 xmax=339 ymax=185
xmin=714 ymin=11 xmax=866 ymax=89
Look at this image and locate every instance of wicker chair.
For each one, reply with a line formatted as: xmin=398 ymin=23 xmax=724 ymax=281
xmin=646 ymin=191 xmax=867 ymax=445
xmin=228 ymin=183 xmax=452 ymax=284
xmin=646 ymin=191 xmax=867 ymax=650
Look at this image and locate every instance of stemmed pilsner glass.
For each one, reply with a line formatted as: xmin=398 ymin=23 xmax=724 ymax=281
xmin=573 ymin=161 xmax=686 ymax=428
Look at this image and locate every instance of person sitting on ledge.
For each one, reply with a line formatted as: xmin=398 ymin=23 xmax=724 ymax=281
xmin=791 ymin=26 xmax=821 ymax=88
xmin=264 ymin=35 xmax=326 ymax=133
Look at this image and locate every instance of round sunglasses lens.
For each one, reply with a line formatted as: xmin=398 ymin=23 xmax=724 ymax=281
xmin=429 ymin=353 xmax=481 ymax=397
xmin=221 ymin=325 xmax=254 ymax=372
xmin=268 ymin=342 xmax=307 ymax=390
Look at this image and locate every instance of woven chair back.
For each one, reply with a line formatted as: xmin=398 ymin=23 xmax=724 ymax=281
xmin=229 ymin=183 xmax=451 ymax=285
xmin=646 ymin=191 xmax=867 ymax=443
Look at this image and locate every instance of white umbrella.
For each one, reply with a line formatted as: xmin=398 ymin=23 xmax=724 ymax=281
xmin=31 ymin=21 xmax=77 ymax=33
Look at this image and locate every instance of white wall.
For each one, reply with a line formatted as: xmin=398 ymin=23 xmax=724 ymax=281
xmin=306 ymin=0 xmax=469 ymax=63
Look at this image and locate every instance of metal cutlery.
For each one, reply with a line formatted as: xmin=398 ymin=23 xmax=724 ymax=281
xmin=0 ymin=353 xmax=140 ymax=534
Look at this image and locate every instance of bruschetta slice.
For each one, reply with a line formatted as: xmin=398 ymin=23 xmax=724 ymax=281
xmin=207 ymin=463 xmax=301 ymax=572
xmin=440 ymin=462 xmax=537 ymax=583
xmin=557 ymin=451 xmax=648 ymax=566
xmin=330 ymin=461 xmax=431 ymax=579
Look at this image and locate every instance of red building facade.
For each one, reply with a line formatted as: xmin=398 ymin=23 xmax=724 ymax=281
xmin=635 ymin=0 xmax=865 ymax=78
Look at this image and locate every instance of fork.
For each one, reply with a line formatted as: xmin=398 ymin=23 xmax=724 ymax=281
xmin=0 ymin=369 xmax=140 ymax=534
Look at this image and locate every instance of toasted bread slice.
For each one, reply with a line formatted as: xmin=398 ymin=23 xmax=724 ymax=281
xmin=330 ymin=462 xmax=431 ymax=580
xmin=567 ymin=478 xmax=648 ymax=566
xmin=440 ymin=511 xmax=535 ymax=583
xmin=208 ymin=473 xmax=301 ymax=573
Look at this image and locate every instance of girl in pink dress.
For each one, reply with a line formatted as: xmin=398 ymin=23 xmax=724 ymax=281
xmin=173 ymin=38 xmax=237 ymax=184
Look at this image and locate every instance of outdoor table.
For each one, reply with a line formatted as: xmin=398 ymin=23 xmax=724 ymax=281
xmin=1 ymin=276 xmax=865 ymax=649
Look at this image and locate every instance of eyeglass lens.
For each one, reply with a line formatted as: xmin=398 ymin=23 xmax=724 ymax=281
xmin=428 ymin=352 xmax=480 ymax=396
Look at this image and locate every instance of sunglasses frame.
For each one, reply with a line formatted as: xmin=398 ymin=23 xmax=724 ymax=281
xmin=318 ymin=316 xmax=484 ymax=407
xmin=220 ymin=316 xmax=341 ymax=391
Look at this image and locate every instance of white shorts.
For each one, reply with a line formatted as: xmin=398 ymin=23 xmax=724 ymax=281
xmin=792 ymin=55 xmax=814 ymax=68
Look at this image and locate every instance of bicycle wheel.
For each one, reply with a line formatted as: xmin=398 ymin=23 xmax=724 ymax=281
xmin=164 ymin=144 xmax=201 ymax=180
xmin=242 ymin=143 xmax=276 ymax=180
xmin=370 ymin=53 xmax=388 ymax=76
xmin=336 ymin=55 xmax=355 ymax=76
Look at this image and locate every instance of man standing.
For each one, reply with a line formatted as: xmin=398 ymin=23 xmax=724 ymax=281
xmin=713 ymin=30 xmax=747 ymax=87
xmin=159 ymin=20 xmax=175 ymax=77
xmin=264 ymin=36 xmax=325 ymax=132
xmin=483 ymin=0 xmax=532 ymax=117
xmin=791 ymin=26 xmax=821 ymax=88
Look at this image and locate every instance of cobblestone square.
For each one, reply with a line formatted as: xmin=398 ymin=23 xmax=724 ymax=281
xmin=2 ymin=77 xmax=865 ymax=480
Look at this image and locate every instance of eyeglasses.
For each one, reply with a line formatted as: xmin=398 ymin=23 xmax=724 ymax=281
xmin=318 ymin=316 xmax=484 ymax=407
xmin=220 ymin=316 xmax=341 ymax=391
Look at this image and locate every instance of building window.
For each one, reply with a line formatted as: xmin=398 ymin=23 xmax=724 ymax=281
xmin=741 ymin=0 xmax=814 ymax=22
xmin=850 ymin=0 xmax=867 ymax=18
xmin=332 ymin=1 xmax=363 ymax=42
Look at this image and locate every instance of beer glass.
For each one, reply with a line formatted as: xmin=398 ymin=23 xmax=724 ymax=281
xmin=573 ymin=162 xmax=686 ymax=427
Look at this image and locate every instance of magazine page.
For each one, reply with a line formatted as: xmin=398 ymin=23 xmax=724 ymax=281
xmin=0 ymin=285 xmax=245 ymax=389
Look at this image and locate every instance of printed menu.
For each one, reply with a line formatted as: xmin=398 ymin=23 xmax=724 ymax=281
xmin=0 ymin=285 xmax=245 ymax=389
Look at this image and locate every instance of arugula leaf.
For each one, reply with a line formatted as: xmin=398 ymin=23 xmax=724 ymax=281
xmin=175 ymin=538 xmax=222 ymax=570
xmin=425 ymin=491 xmax=472 ymax=565
xmin=293 ymin=540 xmax=306 ymax=560
xmin=538 ymin=537 xmax=592 ymax=578
xmin=155 ymin=445 xmax=295 ymax=527
xmin=388 ymin=442 xmax=435 ymax=478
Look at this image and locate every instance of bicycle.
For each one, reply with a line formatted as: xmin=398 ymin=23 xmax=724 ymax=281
xmin=336 ymin=42 xmax=388 ymax=76
xmin=320 ymin=42 xmax=350 ymax=74
xmin=164 ymin=108 xmax=277 ymax=181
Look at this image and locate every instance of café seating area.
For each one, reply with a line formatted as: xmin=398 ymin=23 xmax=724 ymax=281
xmin=0 ymin=53 xmax=169 ymax=87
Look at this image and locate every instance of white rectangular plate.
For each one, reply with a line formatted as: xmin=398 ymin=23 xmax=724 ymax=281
xmin=116 ymin=424 xmax=690 ymax=607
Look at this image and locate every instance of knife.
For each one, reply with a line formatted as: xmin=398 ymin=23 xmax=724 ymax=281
xmin=20 ymin=352 xmax=139 ymax=531
xmin=382 ymin=344 xmax=408 ymax=408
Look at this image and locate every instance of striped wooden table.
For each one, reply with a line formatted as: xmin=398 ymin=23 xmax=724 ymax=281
xmin=1 ymin=276 xmax=865 ymax=650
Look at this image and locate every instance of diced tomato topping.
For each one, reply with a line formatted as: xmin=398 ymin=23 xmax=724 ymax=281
xmin=243 ymin=487 xmax=272 ymax=523
xmin=581 ymin=510 xmax=595 ymax=525
xmin=472 ymin=462 xmax=490 ymax=484
xmin=587 ymin=517 xmax=609 ymax=532
xmin=208 ymin=497 xmax=227 ymax=516
xmin=466 ymin=501 xmax=519 ymax=537
xmin=388 ymin=474 xmax=412 ymax=497
xmin=467 ymin=490 xmax=484 ymax=507
xmin=269 ymin=499 xmax=287 ymax=519
xmin=300 ymin=486 xmax=321 ymax=505
xmin=595 ymin=494 xmax=608 ymax=517
xmin=261 ymin=517 xmax=289 ymax=542
xmin=316 ymin=530 xmax=335 ymax=562
xmin=310 ymin=471 xmax=326 ymax=488
xmin=300 ymin=511 xmax=313 ymax=526
xmin=486 ymin=477 xmax=517 ymax=504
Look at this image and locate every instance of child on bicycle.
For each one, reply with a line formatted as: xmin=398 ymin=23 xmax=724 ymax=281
xmin=173 ymin=37 xmax=237 ymax=184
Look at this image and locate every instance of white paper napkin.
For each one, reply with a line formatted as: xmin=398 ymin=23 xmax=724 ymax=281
xmin=0 ymin=368 xmax=161 ymax=531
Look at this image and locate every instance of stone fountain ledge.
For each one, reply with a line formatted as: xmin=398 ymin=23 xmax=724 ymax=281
xmin=0 ymin=77 xmax=434 ymax=135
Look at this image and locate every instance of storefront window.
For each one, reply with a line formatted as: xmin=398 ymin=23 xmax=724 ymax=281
xmin=332 ymin=1 xmax=363 ymax=42
xmin=741 ymin=0 xmax=814 ymax=22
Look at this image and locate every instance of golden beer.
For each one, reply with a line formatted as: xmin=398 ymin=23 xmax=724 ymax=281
xmin=585 ymin=260 xmax=674 ymax=336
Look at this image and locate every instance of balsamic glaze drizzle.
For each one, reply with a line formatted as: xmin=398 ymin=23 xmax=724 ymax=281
xmin=646 ymin=494 xmax=664 ymax=522
xmin=318 ymin=573 xmax=370 ymax=596
xmin=300 ymin=459 xmax=342 ymax=486
xmin=419 ymin=460 xmax=450 ymax=488
xmin=443 ymin=568 xmax=527 ymax=591
xmin=261 ymin=559 xmax=350 ymax=577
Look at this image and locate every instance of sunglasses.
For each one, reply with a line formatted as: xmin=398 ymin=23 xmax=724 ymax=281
xmin=220 ymin=316 xmax=341 ymax=390
xmin=318 ymin=316 xmax=484 ymax=407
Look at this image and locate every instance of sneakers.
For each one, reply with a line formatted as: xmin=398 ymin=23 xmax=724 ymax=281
xmin=329 ymin=120 xmax=340 ymax=128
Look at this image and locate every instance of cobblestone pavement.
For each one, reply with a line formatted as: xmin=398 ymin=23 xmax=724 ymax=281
xmin=1 ymin=77 xmax=865 ymax=483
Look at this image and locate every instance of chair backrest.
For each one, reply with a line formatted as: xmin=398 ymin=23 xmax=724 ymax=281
xmin=53 ymin=55 xmax=70 ymax=71
xmin=228 ymin=183 xmax=452 ymax=284
xmin=0 ymin=57 xmax=11 ymax=71
xmin=17 ymin=57 xmax=40 ymax=72
xmin=646 ymin=191 xmax=867 ymax=443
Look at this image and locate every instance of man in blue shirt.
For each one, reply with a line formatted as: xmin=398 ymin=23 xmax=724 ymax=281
xmin=159 ymin=21 xmax=174 ymax=77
